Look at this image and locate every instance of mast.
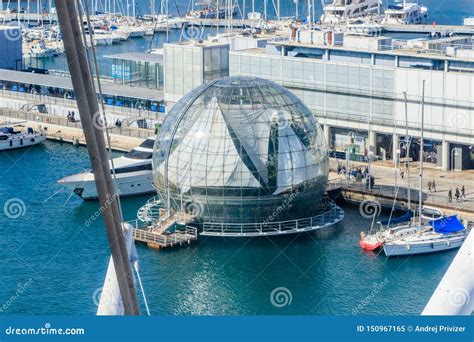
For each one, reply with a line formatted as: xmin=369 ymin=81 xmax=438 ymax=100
xmin=295 ymin=0 xmax=299 ymax=19
xmin=403 ymin=92 xmax=411 ymax=214
xmin=418 ymin=80 xmax=425 ymax=229
xmin=307 ymin=0 xmax=311 ymax=26
xmin=55 ymin=0 xmax=140 ymax=315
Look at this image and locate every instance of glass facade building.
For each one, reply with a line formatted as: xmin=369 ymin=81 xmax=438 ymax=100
xmin=105 ymin=52 xmax=164 ymax=90
xmin=164 ymin=42 xmax=229 ymax=104
xmin=153 ymin=76 xmax=330 ymax=235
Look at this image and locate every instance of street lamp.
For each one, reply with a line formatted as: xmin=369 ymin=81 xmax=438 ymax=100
xmin=450 ymin=147 xmax=458 ymax=190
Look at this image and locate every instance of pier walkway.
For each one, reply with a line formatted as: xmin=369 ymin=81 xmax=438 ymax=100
xmin=129 ymin=206 xmax=197 ymax=250
xmin=0 ymin=107 xmax=154 ymax=151
xmin=328 ymin=159 xmax=474 ymax=221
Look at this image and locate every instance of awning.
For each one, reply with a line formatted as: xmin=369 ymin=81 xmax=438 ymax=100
xmin=0 ymin=69 xmax=163 ymax=102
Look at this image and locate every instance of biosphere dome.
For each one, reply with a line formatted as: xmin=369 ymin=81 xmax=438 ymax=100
xmin=153 ymin=77 xmax=338 ymax=236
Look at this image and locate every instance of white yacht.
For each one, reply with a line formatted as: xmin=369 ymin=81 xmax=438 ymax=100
xmin=320 ymin=0 xmax=382 ymax=25
xmin=381 ymin=1 xmax=428 ymax=25
xmin=23 ymin=40 xmax=57 ymax=58
xmin=57 ymin=137 xmax=156 ymax=200
xmin=383 ymin=216 xmax=468 ymax=256
xmin=0 ymin=125 xmax=47 ymax=151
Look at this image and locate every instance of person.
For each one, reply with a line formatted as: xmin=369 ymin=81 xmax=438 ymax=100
xmin=66 ymin=111 xmax=71 ymax=122
xmin=370 ymin=175 xmax=375 ymax=190
xmin=366 ymin=174 xmax=370 ymax=190
xmin=455 ymin=188 xmax=460 ymax=202
xmin=432 ymin=180 xmax=436 ymax=192
xmin=400 ymin=169 xmax=405 ymax=179
xmin=427 ymin=180 xmax=432 ymax=192
xmin=71 ymin=111 xmax=75 ymax=121
xmin=461 ymin=185 xmax=465 ymax=201
xmin=448 ymin=189 xmax=452 ymax=203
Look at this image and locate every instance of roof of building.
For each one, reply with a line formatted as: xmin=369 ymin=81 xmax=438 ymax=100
xmin=103 ymin=51 xmax=163 ymax=64
xmin=0 ymin=69 xmax=163 ymax=101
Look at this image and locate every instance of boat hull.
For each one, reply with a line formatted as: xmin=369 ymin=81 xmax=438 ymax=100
xmin=58 ymin=171 xmax=155 ymax=200
xmin=359 ymin=239 xmax=383 ymax=251
xmin=383 ymin=235 xmax=467 ymax=257
xmin=0 ymin=133 xmax=47 ymax=151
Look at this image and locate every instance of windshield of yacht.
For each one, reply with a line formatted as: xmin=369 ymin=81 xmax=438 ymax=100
xmin=124 ymin=149 xmax=153 ymax=159
xmin=138 ymin=138 xmax=155 ymax=149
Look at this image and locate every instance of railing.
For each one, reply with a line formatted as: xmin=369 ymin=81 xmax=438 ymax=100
xmin=0 ymin=107 xmax=155 ymax=140
xmin=130 ymin=218 xmax=198 ymax=247
xmin=0 ymin=88 xmax=165 ymax=121
xmin=201 ymin=199 xmax=344 ymax=236
xmin=328 ymin=178 xmax=474 ymax=211
xmin=286 ymin=37 xmax=474 ymax=61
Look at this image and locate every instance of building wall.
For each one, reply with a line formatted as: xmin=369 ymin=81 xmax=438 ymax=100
xmin=230 ymin=50 xmax=474 ymax=146
xmin=0 ymin=27 xmax=22 ymax=70
xmin=164 ymin=43 xmax=229 ymax=104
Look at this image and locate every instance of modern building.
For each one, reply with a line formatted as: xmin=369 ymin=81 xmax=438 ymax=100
xmin=163 ymin=41 xmax=230 ymax=105
xmin=152 ymin=76 xmax=343 ymax=236
xmin=228 ymin=31 xmax=474 ymax=170
xmin=104 ymin=52 xmax=164 ymax=90
xmin=0 ymin=25 xmax=23 ymax=70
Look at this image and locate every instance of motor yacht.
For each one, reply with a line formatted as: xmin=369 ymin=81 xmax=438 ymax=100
xmin=57 ymin=137 xmax=156 ymax=200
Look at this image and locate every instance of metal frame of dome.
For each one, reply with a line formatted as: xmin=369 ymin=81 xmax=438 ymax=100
xmin=152 ymin=76 xmax=344 ymax=237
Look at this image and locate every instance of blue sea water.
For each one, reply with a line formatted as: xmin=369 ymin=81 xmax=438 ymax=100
xmin=0 ymin=142 xmax=460 ymax=315
xmin=0 ymin=0 xmax=471 ymax=316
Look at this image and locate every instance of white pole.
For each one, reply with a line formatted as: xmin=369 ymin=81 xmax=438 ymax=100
xmin=403 ymin=92 xmax=411 ymax=213
xmin=307 ymin=0 xmax=311 ymax=26
xmin=418 ymin=80 xmax=425 ymax=229
xmin=295 ymin=0 xmax=299 ymax=19
xmin=264 ymin=0 xmax=267 ymax=20
xmin=277 ymin=0 xmax=280 ymax=21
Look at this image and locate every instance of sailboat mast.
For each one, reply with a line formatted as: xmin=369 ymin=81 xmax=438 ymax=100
xmin=403 ymin=92 xmax=411 ymax=213
xmin=419 ymin=80 xmax=425 ymax=229
xmin=55 ymin=0 xmax=140 ymax=315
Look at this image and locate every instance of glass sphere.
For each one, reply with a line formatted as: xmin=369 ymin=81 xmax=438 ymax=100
xmin=153 ymin=77 xmax=328 ymax=233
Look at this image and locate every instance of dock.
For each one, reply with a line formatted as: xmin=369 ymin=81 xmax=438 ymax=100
xmin=130 ymin=197 xmax=198 ymax=249
xmin=0 ymin=107 xmax=154 ymax=152
xmin=327 ymin=159 xmax=474 ymax=222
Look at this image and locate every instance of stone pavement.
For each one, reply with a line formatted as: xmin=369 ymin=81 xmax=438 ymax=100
xmin=329 ymin=158 xmax=474 ymax=212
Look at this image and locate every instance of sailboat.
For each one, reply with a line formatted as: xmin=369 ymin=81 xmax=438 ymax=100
xmin=383 ymin=81 xmax=469 ymax=257
xmin=359 ymin=92 xmax=416 ymax=251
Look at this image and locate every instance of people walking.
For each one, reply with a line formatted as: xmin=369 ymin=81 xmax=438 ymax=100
xmin=431 ymin=180 xmax=436 ymax=192
xmin=427 ymin=180 xmax=432 ymax=192
xmin=455 ymin=188 xmax=460 ymax=202
xmin=461 ymin=185 xmax=465 ymax=201
xmin=448 ymin=189 xmax=452 ymax=203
